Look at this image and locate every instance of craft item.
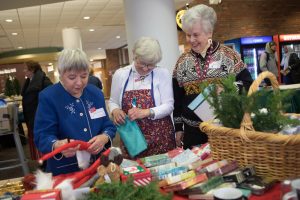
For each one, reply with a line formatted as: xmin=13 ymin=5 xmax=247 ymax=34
xmin=141 ymin=154 xmax=171 ymax=168
xmin=188 ymin=182 xmax=236 ymax=200
xmin=206 ymin=160 xmax=239 ymax=178
xmin=197 ymin=160 xmax=228 ymax=174
xmin=178 ymin=175 xmax=224 ymax=195
xmin=120 ymin=164 xmax=152 ymax=186
xmin=21 ymin=189 xmax=61 ymax=200
xmin=120 ymin=159 xmax=139 ymax=168
xmin=241 ymin=165 xmax=256 ymax=178
xmin=0 ymin=180 xmax=24 ymax=196
xmin=188 ymin=157 xmax=214 ymax=170
xmin=153 ymin=166 xmax=189 ymax=181
xmin=163 ymin=173 xmax=208 ymax=192
xmin=171 ymin=149 xmax=199 ymax=167
xmin=167 ymin=148 xmax=184 ymax=158
xmin=148 ymin=162 xmax=176 ymax=174
xmin=223 ymin=170 xmax=246 ymax=184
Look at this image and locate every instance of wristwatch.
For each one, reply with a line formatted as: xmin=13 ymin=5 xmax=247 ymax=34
xmin=149 ymin=108 xmax=155 ymax=119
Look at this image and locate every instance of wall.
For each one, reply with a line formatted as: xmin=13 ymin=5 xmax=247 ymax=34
xmin=178 ymin=0 xmax=300 ymax=45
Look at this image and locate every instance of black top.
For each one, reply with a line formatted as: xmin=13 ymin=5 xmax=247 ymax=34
xmin=88 ymin=75 xmax=103 ymax=90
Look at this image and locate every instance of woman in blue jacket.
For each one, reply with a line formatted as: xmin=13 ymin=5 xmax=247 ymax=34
xmin=34 ymin=48 xmax=116 ymax=176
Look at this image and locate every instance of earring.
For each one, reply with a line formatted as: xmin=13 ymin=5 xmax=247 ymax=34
xmin=208 ymin=38 xmax=212 ymax=45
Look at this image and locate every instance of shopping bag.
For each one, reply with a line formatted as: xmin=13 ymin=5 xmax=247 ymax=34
xmin=117 ymin=117 xmax=147 ymax=157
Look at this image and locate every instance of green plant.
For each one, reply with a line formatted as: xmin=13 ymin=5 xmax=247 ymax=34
xmin=84 ymin=178 xmax=172 ymax=200
xmin=202 ymin=75 xmax=300 ymax=133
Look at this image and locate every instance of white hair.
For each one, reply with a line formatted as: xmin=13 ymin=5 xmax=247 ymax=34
xmin=58 ymin=48 xmax=89 ymax=75
xmin=182 ymin=4 xmax=217 ymax=34
xmin=132 ymin=37 xmax=162 ymax=65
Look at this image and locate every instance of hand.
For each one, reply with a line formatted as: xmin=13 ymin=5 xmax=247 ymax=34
xmin=127 ymin=107 xmax=150 ymax=121
xmin=88 ymin=134 xmax=109 ymax=155
xmin=175 ymin=131 xmax=184 ymax=147
xmin=112 ymin=108 xmax=126 ymax=125
xmin=54 ymin=139 xmax=80 ymax=158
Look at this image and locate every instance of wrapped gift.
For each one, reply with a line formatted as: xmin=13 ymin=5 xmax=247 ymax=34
xmin=120 ymin=163 xmax=152 ymax=186
xmin=21 ymin=189 xmax=61 ymax=200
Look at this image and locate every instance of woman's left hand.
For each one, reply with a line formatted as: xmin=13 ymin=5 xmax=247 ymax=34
xmin=128 ymin=108 xmax=150 ymax=121
xmin=87 ymin=134 xmax=109 ymax=155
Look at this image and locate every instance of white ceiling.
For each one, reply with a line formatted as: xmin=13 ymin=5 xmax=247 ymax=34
xmin=0 ymin=0 xmax=188 ymax=62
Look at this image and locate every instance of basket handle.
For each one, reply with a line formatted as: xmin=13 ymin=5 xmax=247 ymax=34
xmin=240 ymin=71 xmax=279 ymax=141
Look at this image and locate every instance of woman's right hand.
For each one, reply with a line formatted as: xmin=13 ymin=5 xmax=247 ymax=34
xmin=112 ymin=108 xmax=126 ymax=125
xmin=53 ymin=139 xmax=80 ymax=158
xmin=175 ymin=131 xmax=184 ymax=147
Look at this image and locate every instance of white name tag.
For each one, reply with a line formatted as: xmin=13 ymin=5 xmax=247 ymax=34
xmin=209 ymin=60 xmax=221 ymax=69
xmin=89 ymin=107 xmax=106 ymax=119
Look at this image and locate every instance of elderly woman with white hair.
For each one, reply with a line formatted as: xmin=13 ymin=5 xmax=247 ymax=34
xmin=109 ymin=36 xmax=176 ymax=158
xmin=173 ymin=4 xmax=253 ymax=149
xmin=34 ymin=48 xmax=116 ymax=175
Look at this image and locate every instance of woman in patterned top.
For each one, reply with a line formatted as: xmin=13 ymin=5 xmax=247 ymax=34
xmin=173 ymin=4 xmax=253 ymax=149
xmin=34 ymin=49 xmax=116 ymax=175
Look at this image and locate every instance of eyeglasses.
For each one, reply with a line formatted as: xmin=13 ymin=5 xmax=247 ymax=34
xmin=135 ymin=58 xmax=156 ymax=70
xmin=140 ymin=63 xmax=156 ymax=70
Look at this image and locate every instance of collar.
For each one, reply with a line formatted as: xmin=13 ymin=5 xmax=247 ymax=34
xmin=190 ymin=41 xmax=220 ymax=58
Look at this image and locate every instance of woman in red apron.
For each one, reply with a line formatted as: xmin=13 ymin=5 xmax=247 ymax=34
xmin=109 ymin=37 xmax=176 ymax=158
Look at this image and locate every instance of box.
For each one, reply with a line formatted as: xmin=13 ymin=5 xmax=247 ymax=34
xmin=121 ymin=163 xmax=152 ymax=186
xmin=21 ymin=189 xmax=61 ymax=200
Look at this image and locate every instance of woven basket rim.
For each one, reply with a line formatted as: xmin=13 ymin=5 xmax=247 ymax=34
xmin=200 ymin=121 xmax=300 ymax=145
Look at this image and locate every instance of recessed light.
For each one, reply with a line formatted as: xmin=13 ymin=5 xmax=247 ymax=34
xmin=17 ymin=46 xmax=23 ymax=49
xmin=116 ymin=36 xmax=121 ymax=39
xmin=83 ymin=16 xmax=90 ymax=20
xmin=98 ymin=47 xmax=102 ymax=50
xmin=89 ymin=29 xmax=95 ymax=32
xmin=90 ymin=59 xmax=94 ymax=62
xmin=48 ymin=63 xmax=53 ymax=65
xmin=5 ymin=19 xmax=13 ymax=22
xmin=12 ymin=32 xmax=18 ymax=36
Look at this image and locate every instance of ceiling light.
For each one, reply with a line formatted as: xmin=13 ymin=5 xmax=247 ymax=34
xmin=17 ymin=46 xmax=23 ymax=49
xmin=5 ymin=19 xmax=13 ymax=22
xmin=83 ymin=16 xmax=90 ymax=20
xmin=116 ymin=36 xmax=121 ymax=39
xmin=98 ymin=47 xmax=102 ymax=50
xmin=89 ymin=29 xmax=95 ymax=32
xmin=48 ymin=62 xmax=53 ymax=65
xmin=90 ymin=59 xmax=94 ymax=62
xmin=12 ymin=32 xmax=18 ymax=36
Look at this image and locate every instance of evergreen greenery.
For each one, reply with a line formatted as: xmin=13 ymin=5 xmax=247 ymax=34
xmin=84 ymin=178 xmax=172 ymax=200
xmin=203 ymin=75 xmax=300 ymax=133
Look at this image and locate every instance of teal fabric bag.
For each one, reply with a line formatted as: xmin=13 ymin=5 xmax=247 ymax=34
xmin=117 ymin=117 xmax=147 ymax=158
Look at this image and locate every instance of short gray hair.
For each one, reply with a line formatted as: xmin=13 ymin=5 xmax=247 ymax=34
xmin=133 ymin=37 xmax=162 ymax=65
xmin=58 ymin=48 xmax=89 ymax=74
xmin=182 ymin=4 xmax=217 ymax=34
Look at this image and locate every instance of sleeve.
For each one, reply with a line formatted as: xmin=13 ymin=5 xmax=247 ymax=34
xmin=151 ymin=69 xmax=174 ymax=119
xmin=108 ymin=69 xmax=124 ymax=114
xmin=259 ymin=52 xmax=268 ymax=72
xmin=172 ymin=62 xmax=185 ymax=132
xmin=34 ymin=91 xmax=59 ymax=153
xmin=100 ymin=95 xmax=117 ymax=140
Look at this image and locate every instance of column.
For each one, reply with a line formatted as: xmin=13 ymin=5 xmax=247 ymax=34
xmin=123 ymin=0 xmax=180 ymax=73
xmin=62 ymin=27 xmax=82 ymax=50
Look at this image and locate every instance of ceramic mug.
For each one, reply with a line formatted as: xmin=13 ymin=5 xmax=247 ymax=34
xmin=213 ymin=188 xmax=248 ymax=200
xmin=282 ymin=179 xmax=300 ymax=200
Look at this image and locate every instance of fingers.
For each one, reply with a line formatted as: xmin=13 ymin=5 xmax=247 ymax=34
xmin=87 ymin=135 xmax=108 ymax=155
xmin=113 ymin=109 xmax=126 ymax=125
xmin=175 ymin=131 xmax=184 ymax=147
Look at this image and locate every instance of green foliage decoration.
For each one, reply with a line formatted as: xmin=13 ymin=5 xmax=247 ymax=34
xmin=84 ymin=178 xmax=172 ymax=200
xmin=202 ymin=75 xmax=300 ymax=133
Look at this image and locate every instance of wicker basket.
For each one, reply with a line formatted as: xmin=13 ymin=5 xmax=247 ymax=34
xmin=200 ymin=71 xmax=300 ymax=180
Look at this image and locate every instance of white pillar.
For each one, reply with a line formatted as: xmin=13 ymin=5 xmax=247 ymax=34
xmin=124 ymin=0 xmax=180 ymax=73
xmin=62 ymin=27 xmax=82 ymax=50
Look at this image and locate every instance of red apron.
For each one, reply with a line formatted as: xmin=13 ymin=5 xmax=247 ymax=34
xmin=121 ymin=69 xmax=176 ymax=158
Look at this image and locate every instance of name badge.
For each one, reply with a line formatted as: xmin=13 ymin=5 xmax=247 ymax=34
xmin=89 ymin=107 xmax=106 ymax=119
xmin=209 ymin=60 xmax=221 ymax=69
